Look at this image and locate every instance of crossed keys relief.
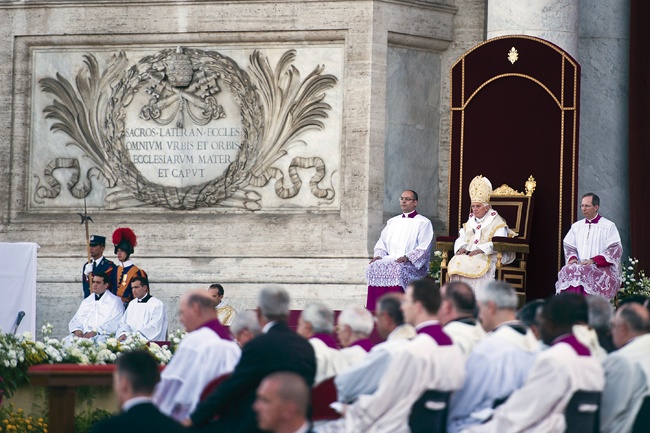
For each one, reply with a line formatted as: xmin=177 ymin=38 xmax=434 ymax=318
xmin=141 ymin=48 xmax=226 ymax=128
xmin=33 ymin=47 xmax=339 ymax=210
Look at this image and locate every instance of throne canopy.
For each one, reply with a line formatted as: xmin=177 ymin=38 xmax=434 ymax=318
xmin=447 ymin=35 xmax=580 ymax=299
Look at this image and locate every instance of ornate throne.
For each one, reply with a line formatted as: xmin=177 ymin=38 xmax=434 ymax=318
xmin=437 ymin=35 xmax=581 ymax=301
xmin=437 ymin=177 xmax=536 ymax=304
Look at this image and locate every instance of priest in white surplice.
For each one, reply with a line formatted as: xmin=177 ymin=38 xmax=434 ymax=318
xmin=439 ymin=282 xmax=486 ymax=355
xmin=116 ymin=276 xmax=167 ymax=342
xmin=297 ymin=302 xmax=347 ymax=385
xmin=556 ymin=193 xmax=623 ymax=300
xmin=600 ymin=303 xmax=650 ymax=433
xmin=365 ymin=190 xmax=434 ymax=311
xmin=463 ymin=293 xmax=604 ymax=433
xmin=448 ymin=176 xmax=515 ymax=299
xmin=153 ymin=290 xmax=241 ymax=421
xmin=335 ymin=293 xmax=415 ymax=404
xmin=448 ymin=281 xmax=539 ymax=433
xmin=68 ymin=272 xmax=124 ymax=342
xmin=319 ymin=279 xmax=465 ymax=433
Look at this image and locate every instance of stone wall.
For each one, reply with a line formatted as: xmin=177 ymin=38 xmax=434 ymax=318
xmin=0 ymin=0 xmax=475 ymax=335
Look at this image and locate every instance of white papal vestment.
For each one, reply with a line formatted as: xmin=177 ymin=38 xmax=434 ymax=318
xmin=449 ymin=210 xmax=514 ymax=298
xmin=153 ymin=326 xmax=241 ymax=421
xmin=116 ymin=295 xmax=168 ymax=341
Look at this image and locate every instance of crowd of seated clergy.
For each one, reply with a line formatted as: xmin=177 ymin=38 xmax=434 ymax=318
xmin=77 ymin=279 xmax=650 ymax=433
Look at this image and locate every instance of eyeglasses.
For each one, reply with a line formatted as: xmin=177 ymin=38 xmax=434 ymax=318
xmin=399 ymin=197 xmax=414 ymax=201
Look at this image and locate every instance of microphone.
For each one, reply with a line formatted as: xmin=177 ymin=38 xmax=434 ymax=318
xmin=12 ymin=311 xmax=26 ymax=335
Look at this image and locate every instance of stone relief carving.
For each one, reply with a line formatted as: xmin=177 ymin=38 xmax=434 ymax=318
xmin=34 ymin=47 xmax=338 ymax=211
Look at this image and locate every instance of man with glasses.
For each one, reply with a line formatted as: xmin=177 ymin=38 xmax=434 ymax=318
xmin=365 ymin=190 xmax=434 ymax=311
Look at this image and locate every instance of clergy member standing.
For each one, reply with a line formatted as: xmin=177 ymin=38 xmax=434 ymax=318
xmin=68 ymin=272 xmax=125 ymax=342
xmin=556 ymin=193 xmax=623 ymax=300
xmin=365 ymin=190 xmax=434 ymax=311
xmin=116 ymin=275 xmax=168 ymax=342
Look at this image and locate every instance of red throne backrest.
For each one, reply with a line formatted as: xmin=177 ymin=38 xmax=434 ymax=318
xmin=311 ymin=377 xmax=342 ymax=421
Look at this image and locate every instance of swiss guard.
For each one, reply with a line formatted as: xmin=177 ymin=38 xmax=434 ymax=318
xmin=82 ymin=234 xmax=116 ymax=298
xmin=112 ymin=227 xmax=147 ymax=306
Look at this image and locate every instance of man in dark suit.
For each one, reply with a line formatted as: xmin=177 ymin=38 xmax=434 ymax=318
xmin=91 ymin=350 xmax=186 ymax=433
xmin=187 ymin=286 xmax=316 ymax=433
xmin=254 ymin=372 xmax=312 ymax=433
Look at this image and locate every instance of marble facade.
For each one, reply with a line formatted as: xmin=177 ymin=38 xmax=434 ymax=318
xmin=0 ymin=0 xmax=631 ymax=335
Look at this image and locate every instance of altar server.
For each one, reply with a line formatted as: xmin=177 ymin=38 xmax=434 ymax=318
xmin=116 ymin=275 xmax=168 ymax=342
xmin=365 ymin=189 xmax=434 ymax=310
xmin=68 ymin=272 xmax=125 ymax=342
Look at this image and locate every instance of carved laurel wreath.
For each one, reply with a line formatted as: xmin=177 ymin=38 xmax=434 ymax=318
xmin=36 ymin=47 xmax=338 ymax=210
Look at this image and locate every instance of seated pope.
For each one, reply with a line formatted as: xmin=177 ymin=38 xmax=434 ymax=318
xmin=448 ymin=176 xmax=514 ymax=297
xmin=555 ymin=193 xmax=622 ymax=300
xmin=365 ymin=189 xmax=434 ymax=311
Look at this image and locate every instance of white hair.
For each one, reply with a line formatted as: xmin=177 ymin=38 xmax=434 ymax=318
xmin=476 ymin=281 xmax=518 ymax=310
xmin=338 ymin=305 xmax=374 ymax=336
xmin=258 ymin=286 xmax=290 ymax=320
xmin=587 ymin=295 xmax=614 ymax=332
xmin=301 ymin=303 xmax=334 ymax=334
xmin=230 ymin=310 xmax=261 ymax=336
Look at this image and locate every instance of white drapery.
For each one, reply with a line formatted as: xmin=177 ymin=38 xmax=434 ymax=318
xmin=0 ymin=242 xmax=38 ymax=335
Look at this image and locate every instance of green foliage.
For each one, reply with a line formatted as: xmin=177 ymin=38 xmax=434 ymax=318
xmin=74 ymin=408 xmax=113 ymax=433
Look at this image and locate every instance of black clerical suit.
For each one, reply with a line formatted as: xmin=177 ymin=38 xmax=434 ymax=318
xmin=190 ymin=321 xmax=316 ymax=433
xmin=91 ymin=401 xmax=186 ymax=433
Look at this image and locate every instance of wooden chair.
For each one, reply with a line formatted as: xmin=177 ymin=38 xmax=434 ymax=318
xmin=436 ymin=177 xmax=535 ymax=304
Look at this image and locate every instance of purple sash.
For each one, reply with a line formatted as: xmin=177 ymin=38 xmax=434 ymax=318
xmin=553 ymin=334 xmax=590 ymax=357
xmin=200 ymin=318 xmax=233 ymax=341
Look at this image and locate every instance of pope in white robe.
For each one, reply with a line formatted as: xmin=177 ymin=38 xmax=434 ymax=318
xmin=116 ymin=293 xmax=168 ymax=342
xmin=448 ymin=176 xmax=515 ymax=298
xmin=68 ymin=275 xmax=125 ymax=341
xmin=365 ymin=190 xmax=433 ymax=310
xmin=556 ymin=194 xmax=623 ymax=300
xmin=463 ymin=333 xmax=604 ymax=433
xmin=448 ymin=323 xmax=539 ymax=433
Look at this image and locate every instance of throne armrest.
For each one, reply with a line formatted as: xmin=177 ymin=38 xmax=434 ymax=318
xmin=492 ymin=236 xmax=530 ymax=254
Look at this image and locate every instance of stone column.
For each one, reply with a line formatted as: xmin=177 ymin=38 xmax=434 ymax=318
xmin=487 ymin=0 xmax=579 ymax=58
